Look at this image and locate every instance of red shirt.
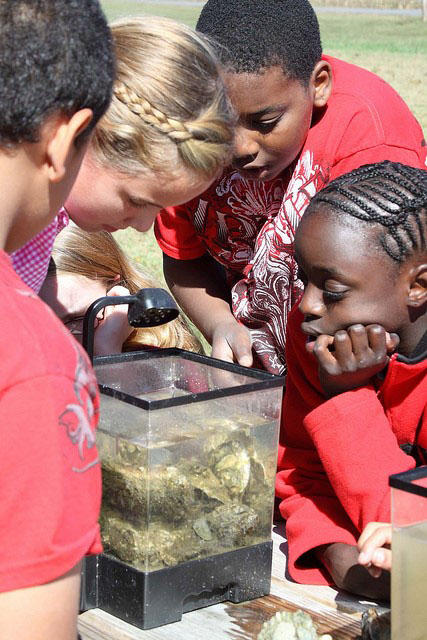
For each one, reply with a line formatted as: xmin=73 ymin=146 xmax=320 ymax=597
xmin=276 ymin=306 xmax=427 ymax=585
xmin=0 ymin=251 xmax=102 ymax=592
xmin=155 ymin=56 xmax=427 ymax=374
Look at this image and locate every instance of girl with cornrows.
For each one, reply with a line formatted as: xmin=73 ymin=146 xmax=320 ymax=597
xmin=276 ymin=161 xmax=427 ymax=600
xmin=11 ymin=16 xmax=235 ymax=292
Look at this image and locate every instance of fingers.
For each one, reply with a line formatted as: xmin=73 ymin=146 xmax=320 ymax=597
xmin=309 ymin=334 xmax=336 ymax=370
xmin=93 ymin=295 xmax=133 ymax=356
xmin=212 ymin=340 xmax=235 ymax=364
xmin=212 ymin=337 xmax=253 ymax=367
xmin=313 ymin=324 xmax=392 ymax=372
xmin=358 ymin=523 xmax=392 ymax=574
xmin=357 ymin=521 xmax=389 ymax=550
xmin=106 ymin=285 xmax=131 ymax=298
xmin=358 ymin=522 xmax=392 ymax=556
xmin=212 ymin=322 xmax=252 ymax=367
xmin=360 ymin=547 xmax=392 ymax=578
xmin=231 ymin=329 xmax=253 ymax=367
xmin=349 ymin=324 xmax=399 ymax=364
xmin=345 ymin=324 xmax=388 ymax=368
xmin=333 ymin=329 xmax=356 ymax=367
xmin=385 ymin=331 xmax=400 ymax=354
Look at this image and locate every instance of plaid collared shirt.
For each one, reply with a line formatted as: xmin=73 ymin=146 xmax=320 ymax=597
xmin=10 ymin=208 xmax=69 ymax=293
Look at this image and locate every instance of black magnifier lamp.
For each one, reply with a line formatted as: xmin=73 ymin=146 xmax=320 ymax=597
xmin=82 ymin=287 xmax=179 ymax=363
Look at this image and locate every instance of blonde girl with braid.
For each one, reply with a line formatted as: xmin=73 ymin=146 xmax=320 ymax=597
xmin=64 ymin=15 xmax=235 ymax=234
xmin=11 ymin=16 xmax=235 ymax=292
xmin=40 ymin=225 xmax=204 ymax=357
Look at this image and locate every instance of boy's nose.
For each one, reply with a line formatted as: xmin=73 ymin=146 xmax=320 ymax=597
xmin=232 ymin=126 xmax=259 ymax=164
xmin=298 ymin=285 xmax=325 ymax=319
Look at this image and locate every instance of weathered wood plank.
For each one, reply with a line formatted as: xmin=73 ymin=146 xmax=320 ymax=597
xmin=77 ymin=523 xmax=390 ymax=640
xmin=78 ymin=598 xmax=360 ymax=640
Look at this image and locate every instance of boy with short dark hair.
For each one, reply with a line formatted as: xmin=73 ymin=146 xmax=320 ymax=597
xmin=155 ymin=0 xmax=427 ymax=375
xmin=0 ymin=1 xmax=114 ymax=637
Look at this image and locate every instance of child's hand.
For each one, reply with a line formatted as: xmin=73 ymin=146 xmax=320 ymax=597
xmin=316 ymin=542 xmax=390 ymax=599
xmin=93 ymin=285 xmax=134 ymax=356
xmin=307 ymin=324 xmax=399 ymax=397
xmin=358 ymin=523 xmax=392 ymax=578
xmin=211 ymin=319 xmax=253 ymax=367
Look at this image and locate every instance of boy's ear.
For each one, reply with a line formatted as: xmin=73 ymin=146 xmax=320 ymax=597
xmin=407 ymin=263 xmax=427 ymax=307
xmin=311 ymin=60 xmax=333 ymax=109
xmin=46 ymin=109 xmax=93 ymax=183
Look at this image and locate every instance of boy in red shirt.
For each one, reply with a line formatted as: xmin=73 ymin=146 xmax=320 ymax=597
xmin=155 ymin=0 xmax=427 ymax=374
xmin=276 ymin=161 xmax=427 ymax=600
xmin=0 ymin=2 xmax=114 ymax=638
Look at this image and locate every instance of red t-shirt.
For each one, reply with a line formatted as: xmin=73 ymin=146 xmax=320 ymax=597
xmin=276 ymin=306 xmax=427 ymax=585
xmin=0 ymin=251 xmax=102 ymax=593
xmin=155 ymin=56 xmax=427 ymax=374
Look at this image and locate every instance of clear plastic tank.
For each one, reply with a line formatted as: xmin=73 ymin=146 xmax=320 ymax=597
xmin=94 ymin=349 xmax=284 ymax=574
xmin=390 ymin=467 xmax=427 ymax=640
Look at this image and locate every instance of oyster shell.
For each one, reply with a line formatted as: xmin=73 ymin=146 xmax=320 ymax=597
xmin=102 ymin=460 xmax=147 ymax=517
xmin=117 ymin=439 xmax=147 ymax=466
xmin=361 ymin=608 xmax=390 ymax=640
xmin=102 ymin=461 xmax=192 ymax=523
xmin=100 ymin=507 xmax=210 ymax=571
xmin=192 ymin=517 xmax=213 ymax=541
xmin=179 ymin=461 xmax=231 ymax=507
xmin=257 ymin=610 xmax=332 ymax=640
xmin=207 ymin=503 xmax=259 ymax=546
xmin=206 ymin=431 xmax=253 ymax=498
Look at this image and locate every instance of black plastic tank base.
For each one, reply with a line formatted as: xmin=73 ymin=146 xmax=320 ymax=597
xmin=80 ymin=540 xmax=272 ymax=630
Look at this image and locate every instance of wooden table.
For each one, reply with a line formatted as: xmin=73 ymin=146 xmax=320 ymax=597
xmin=78 ymin=523 xmax=389 ymax=640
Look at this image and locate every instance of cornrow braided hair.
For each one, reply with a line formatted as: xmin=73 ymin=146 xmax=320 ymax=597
xmin=309 ymin=161 xmax=427 ymax=262
xmin=114 ymin=83 xmax=196 ymax=143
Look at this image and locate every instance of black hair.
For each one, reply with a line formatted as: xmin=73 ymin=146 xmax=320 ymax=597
xmin=0 ymin=0 xmax=114 ymax=148
xmin=306 ymin=161 xmax=427 ymax=263
xmin=196 ymin=0 xmax=322 ymax=85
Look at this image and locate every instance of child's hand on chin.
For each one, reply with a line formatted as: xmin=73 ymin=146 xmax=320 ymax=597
xmin=307 ymin=324 xmax=399 ymax=397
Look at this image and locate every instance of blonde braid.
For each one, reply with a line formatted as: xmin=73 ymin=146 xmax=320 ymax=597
xmin=114 ymin=82 xmax=193 ymax=143
xmin=92 ymin=17 xmax=235 ymax=177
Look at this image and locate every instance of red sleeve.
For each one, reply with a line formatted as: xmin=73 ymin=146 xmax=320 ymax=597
xmin=0 ymin=373 xmax=102 ymax=593
xmin=154 ymin=200 xmax=207 ymax=260
xmin=304 ymin=385 xmax=416 ymax=532
xmin=276 ymin=306 xmax=359 ymax=584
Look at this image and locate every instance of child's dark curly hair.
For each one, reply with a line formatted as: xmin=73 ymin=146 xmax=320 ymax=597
xmin=307 ymin=161 xmax=427 ymax=263
xmin=0 ymin=0 xmax=114 ymax=148
xmin=196 ymin=0 xmax=322 ymax=86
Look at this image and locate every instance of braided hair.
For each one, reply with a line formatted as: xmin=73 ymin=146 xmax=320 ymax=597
xmin=307 ymin=161 xmax=427 ymax=263
xmin=114 ymin=83 xmax=205 ymax=144
xmin=91 ymin=16 xmax=235 ymax=178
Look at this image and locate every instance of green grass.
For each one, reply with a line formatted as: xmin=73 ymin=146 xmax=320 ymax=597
xmin=320 ymin=14 xmax=427 ymax=54
xmin=101 ymin=1 xmax=427 ymax=298
xmin=101 ymin=1 xmax=199 ymax=23
xmin=101 ymin=2 xmax=427 ymax=134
